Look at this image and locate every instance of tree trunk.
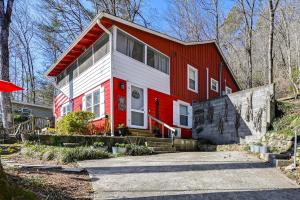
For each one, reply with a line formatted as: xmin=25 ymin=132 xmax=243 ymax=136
xmin=268 ymin=0 xmax=280 ymax=84
xmin=0 ymin=0 xmax=15 ymax=183
xmin=1 ymin=26 xmax=13 ymax=130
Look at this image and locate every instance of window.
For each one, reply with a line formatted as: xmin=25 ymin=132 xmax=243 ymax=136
xmin=173 ymin=100 xmax=192 ymax=128
xmin=83 ymin=87 xmax=105 ymax=119
xmin=211 ymin=78 xmax=219 ymax=92
xmin=94 ymin=34 xmax=110 ymax=62
xmin=117 ymin=30 xmax=145 ymax=63
xmin=179 ymin=104 xmax=188 ymax=126
xmin=61 ymin=103 xmax=72 ymax=117
xmin=187 ymin=65 xmax=198 ymax=92
xmin=78 ymin=47 xmax=93 ymax=74
xmin=225 ymin=86 xmax=232 ymax=94
xmin=147 ymin=47 xmax=169 ymax=74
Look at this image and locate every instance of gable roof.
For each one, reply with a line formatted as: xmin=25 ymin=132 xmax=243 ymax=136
xmin=45 ymin=12 xmax=241 ymax=89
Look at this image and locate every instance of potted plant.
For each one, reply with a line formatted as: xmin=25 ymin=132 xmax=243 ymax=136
xmin=112 ymin=143 xmax=127 ymax=154
xmin=92 ymin=141 xmax=108 ymax=151
xmin=259 ymin=145 xmax=268 ymax=154
xmin=153 ymin=125 xmax=161 ymax=137
xmin=117 ymin=123 xmax=126 ymax=136
xmin=253 ymin=142 xmax=261 ymax=153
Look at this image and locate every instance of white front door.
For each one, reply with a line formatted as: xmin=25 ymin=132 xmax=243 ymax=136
xmin=127 ymin=83 xmax=147 ymax=129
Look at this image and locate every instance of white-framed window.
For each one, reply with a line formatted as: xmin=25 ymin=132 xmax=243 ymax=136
xmin=82 ymin=87 xmax=105 ymax=119
xmin=61 ymin=103 xmax=72 ymax=117
xmin=147 ymin=46 xmax=169 ymax=74
xmin=116 ymin=29 xmax=145 ymax=63
xmin=225 ymin=86 xmax=232 ymax=94
xmin=115 ymin=27 xmax=170 ymax=75
xmin=211 ymin=78 xmax=219 ymax=92
xmin=187 ymin=64 xmax=198 ymax=93
xmin=173 ymin=100 xmax=192 ymax=128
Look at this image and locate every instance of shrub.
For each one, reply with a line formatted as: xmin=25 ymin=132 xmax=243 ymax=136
xmin=126 ymin=144 xmax=153 ymax=156
xmin=56 ymin=111 xmax=95 ymax=135
xmin=21 ymin=144 xmax=112 ymax=164
xmin=59 ymin=147 xmax=111 ymax=163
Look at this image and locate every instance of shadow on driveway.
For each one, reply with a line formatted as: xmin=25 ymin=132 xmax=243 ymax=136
xmin=87 ymin=161 xmax=271 ymax=175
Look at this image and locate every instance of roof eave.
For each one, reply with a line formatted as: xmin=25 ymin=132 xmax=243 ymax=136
xmin=45 ymin=13 xmax=105 ymax=77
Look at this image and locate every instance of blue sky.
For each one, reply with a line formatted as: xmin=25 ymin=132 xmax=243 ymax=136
xmin=145 ymin=0 xmax=235 ymax=33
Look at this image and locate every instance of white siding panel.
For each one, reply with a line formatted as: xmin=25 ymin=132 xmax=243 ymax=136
xmin=60 ymin=54 xmax=111 ymax=98
xmin=112 ymin=52 xmax=170 ymax=94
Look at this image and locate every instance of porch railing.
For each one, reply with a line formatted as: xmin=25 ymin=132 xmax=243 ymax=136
xmin=0 ymin=117 xmax=52 ymax=143
xmin=148 ymin=114 xmax=176 ymax=145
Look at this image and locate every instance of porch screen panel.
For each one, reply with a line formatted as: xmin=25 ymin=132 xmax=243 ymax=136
xmin=78 ymin=47 xmax=93 ymax=74
xmin=116 ymin=30 xmax=145 ymax=63
xmin=94 ymin=34 xmax=110 ymax=63
xmin=147 ymin=47 xmax=169 ymax=74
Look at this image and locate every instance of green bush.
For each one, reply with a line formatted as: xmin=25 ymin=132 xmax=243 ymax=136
xmin=56 ymin=111 xmax=95 ymax=135
xmin=126 ymin=144 xmax=153 ymax=156
xmin=14 ymin=114 xmax=29 ymax=123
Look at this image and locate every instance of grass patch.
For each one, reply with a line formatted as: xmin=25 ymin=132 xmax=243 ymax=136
xmin=268 ymin=100 xmax=300 ymax=137
xmin=22 ymin=143 xmax=112 ymax=164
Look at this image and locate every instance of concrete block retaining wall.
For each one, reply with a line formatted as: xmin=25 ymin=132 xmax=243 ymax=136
xmin=24 ymin=134 xmax=200 ymax=151
xmin=192 ymin=84 xmax=275 ymax=144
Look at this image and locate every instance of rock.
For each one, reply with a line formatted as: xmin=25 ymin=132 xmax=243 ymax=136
xmin=284 ymin=164 xmax=296 ymax=171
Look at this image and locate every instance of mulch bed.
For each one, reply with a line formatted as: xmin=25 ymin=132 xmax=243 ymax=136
xmin=3 ymin=153 xmax=94 ymax=200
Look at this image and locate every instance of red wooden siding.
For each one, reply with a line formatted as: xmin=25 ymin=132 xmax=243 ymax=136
xmin=148 ymin=88 xmax=192 ymax=138
xmin=54 ymin=79 xmax=111 ymax=133
xmin=113 ymin=77 xmax=127 ymax=129
xmin=113 ymin=77 xmax=192 ymax=138
xmin=106 ymin=18 xmax=239 ymax=104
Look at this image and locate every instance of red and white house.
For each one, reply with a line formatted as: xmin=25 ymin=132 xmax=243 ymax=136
xmin=46 ymin=13 xmax=240 ymax=139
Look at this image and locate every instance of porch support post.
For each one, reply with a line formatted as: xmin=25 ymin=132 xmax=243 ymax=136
xmin=206 ymin=68 xmax=209 ymax=100
xmin=149 ymin=117 xmax=152 ymax=133
xmin=97 ymin=19 xmax=114 ymax=136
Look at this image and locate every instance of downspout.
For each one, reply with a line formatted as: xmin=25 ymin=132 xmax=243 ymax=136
xmin=219 ymin=62 xmax=223 ymax=96
xmin=97 ymin=19 xmax=114 ymax=136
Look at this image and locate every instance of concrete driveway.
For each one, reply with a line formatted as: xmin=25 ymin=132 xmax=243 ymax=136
xmin=78 ymin=152 xmax=300 ymax=200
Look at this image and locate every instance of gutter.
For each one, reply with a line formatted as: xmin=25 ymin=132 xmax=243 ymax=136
xmin=96 ymin=19 xmax=114 ymax=136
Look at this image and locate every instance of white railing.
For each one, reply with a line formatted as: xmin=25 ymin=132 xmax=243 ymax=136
xmin=148 ymin=114 xmax=176 ymax=145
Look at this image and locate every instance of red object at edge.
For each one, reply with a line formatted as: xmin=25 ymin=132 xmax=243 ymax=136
xmin=0 ymin=79 xmax=23 ymax=92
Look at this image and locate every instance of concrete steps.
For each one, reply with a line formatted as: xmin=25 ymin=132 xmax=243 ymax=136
xmin=127 ymin=129 xmax=176 ymax=153
xmin=129 ymin=129 xmax=154 ymax=137
xmin=148 ymin=146 xmax=176 ymax=153
xmin=146 ymin=139 xmax=176 ymax=154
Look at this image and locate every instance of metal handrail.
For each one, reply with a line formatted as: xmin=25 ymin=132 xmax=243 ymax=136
xmin=293 ymin=125 xmax=300 ymax=168
xmin=148 ymin=114 xmax=176 ymax=146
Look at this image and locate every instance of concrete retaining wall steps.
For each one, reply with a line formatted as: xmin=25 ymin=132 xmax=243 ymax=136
xmin=192 ymin=84 xmax=275 ymax=144
xmin=24 ymin=134 xmax=200 ymax=151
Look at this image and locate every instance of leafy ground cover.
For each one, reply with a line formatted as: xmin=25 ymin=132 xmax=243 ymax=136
xmin=21 ymin=143 xmax=112 ymax=164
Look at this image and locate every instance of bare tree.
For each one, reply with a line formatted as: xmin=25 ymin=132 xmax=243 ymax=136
xmin=0 ymin=0 xmax=14 ymax=130
xmin=238 ymin=0 xmax=256 ymax=88
xmin=268 ymin=0 xmax=280 ymax=84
